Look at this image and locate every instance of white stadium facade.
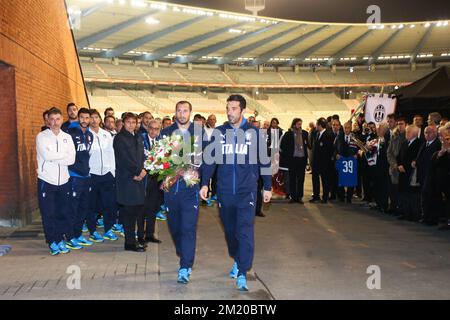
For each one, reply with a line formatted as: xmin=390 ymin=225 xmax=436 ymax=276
xmin=69 ymin=0 xmax=450 ymax=127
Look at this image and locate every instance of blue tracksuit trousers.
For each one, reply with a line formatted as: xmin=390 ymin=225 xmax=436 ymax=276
xmin=37 ymin=179 xmax=72 ymax=244
xmin=218 ymin=191 xmax=257 ymax=276
xmin=164 ymin=185 xmax=200 ymax=269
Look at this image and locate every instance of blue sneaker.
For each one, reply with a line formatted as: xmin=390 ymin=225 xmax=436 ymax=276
xmin=65 ymin=238 xmax=83 ymax=250
xmin=177 ymin=268 xmax=190 ymax=284
xmin=156 ymin=211 xmax=167 ymax=221
xmin=82 ymin=223 xmax=88 ymax=233
xmin=58 ymin=241 xmax=70 ymax=254
xmin=77 ymin=236 xmax=94 ymax=246
xmin=112 ymin=224 xmax=125 ymax=237
xmin=229 ymin=262 xmax=239 ymax=279
xmin=211 ymin=195 xmax=217 ymax=202
xmin=236 ymin=275 xmax=248 ymax=291
xmin=96 ymin=218 xmax=104 ymax=229
xmin=103 ymin=229 xmax=118 ymax=241
xmin=206 ymin=199 xmax=214 ymax=207
xmin=89 ymin=232 xmax=104 ymax=243
xmin=49 ymin=242 xmax=60 ymax=256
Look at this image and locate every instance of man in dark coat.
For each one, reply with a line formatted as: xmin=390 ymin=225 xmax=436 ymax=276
xmin=397 ymin=125 xmax=422 ymax=221
xmin=310 ymin=118 xmax=335 ymax=203
xmin=280 ymin=118 xmax=308 ymax=203
xmin=413 ymin=126 xmax=442 ymax=225
xmin=139 ymin=119 xmax=164 ymax=243
xmin=114 ymin=112 xmax=147 ymax=252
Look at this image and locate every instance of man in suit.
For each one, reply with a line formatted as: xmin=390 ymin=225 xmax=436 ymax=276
xmin=310 ymin=118 xmax=335 ymax=204
xmin=397 ymin=125 xmax=422 ymax=221
xmin=330 ymin=119 xmax=343 ymax=201
xmin=280 ymin=118 xmax=309 ymax=204
xmin=413 ymin=115 xmax=425 ymax=141
xmin=413 ymin=126 xmax=442 ymax=225
xmin=387 ymin=118 xmax=407 ymax=214
xmin=139 ymin=119 xmax=164 ymax=244
xmin=373 ymin=123 xmax=390 ymax=213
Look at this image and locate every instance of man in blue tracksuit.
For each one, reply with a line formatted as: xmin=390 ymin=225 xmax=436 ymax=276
xmin=66 ymin=108 xmax=95 ymax=250
xmin=160 ymin=101 xmax=206 ymax=284
xmin=200 ymin=94 xmax=272 ymax=291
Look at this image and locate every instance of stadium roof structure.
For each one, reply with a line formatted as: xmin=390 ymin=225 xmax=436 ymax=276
xmin=67 ymin=0 xmax=450 ymax=66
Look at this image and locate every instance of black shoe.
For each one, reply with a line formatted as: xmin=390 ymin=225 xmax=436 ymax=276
xmin=288 ymin=199 xmax=298 ymax=204
xmin=125 ymin=244 xmax=146 ymax=252
xmin=438 ymin=224 xmax=450 ymax=231
xmin=298 ymin=200 xmax=304 ymax=204
xmin=320 ymin=199 xmax=328 ymax=204
xmin=345 ymin=199 xmax=352 ymax=204
xmin=145 ymin=236 xmax=162 ymax=244
xmin=309 ymin=198 xmax=320 ymax=203
xmin=397 ymin=215 xmax=406 ymax=220
xmin=256 ymin=212 xmax=266 ymax=217
xmin=137 ymin=239 xmax=148 ymax=248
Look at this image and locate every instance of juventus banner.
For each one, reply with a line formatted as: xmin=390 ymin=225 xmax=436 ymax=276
xmin=364 ymin=94 xmax=397 ymax=125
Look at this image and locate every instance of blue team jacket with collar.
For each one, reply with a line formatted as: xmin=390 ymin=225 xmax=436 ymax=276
xmin=159 ymin=122 xmax=206 ymax=194
xmin=201 ymin=118 xmax=272 ymax=195
xmin=68 ymin=122 xmax=93 ymax=178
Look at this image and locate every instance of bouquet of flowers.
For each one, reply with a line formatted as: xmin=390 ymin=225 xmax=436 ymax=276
xmin=144 ymin=134 xmax=200 ymax=192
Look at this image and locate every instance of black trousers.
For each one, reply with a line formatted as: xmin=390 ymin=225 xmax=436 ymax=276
xmin=338 ymin=187 xmax=354 ymax=201
xmin=256 ymin=177 xmax=263 ymax=214
xmin=120 ymin=205 xmax=144 ymax=246
xmin=399 ymin=190 xmax=421 ymax=221
xmin=289 ymin=157 xmax=307 ymax=201
xmin=139 ymin=177 xmax=163 ymax=239
xmin=388 ymin=179 xmax=399 ymax=211
xmin=422 ymin=190 xmax=443 ymax=224
xmin=312 ymin=166 xmax=331 ymax=201
xmin=374 ymin=173 xmax=389 ymax=211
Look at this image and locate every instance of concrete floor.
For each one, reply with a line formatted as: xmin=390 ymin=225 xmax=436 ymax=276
xmin=1 ymin=181 xmax=450 ymax=300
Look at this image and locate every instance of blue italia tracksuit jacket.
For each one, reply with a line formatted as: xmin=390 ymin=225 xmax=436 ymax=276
xmin=68 ymin=122 xmax=93 ymax=239
xmin=201 ymin=118 xmax=272 ymax=276
xmin=159 ymin=122 xmax=206 ymax=269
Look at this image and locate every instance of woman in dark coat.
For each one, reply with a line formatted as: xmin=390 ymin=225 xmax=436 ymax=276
xmin=113 ymin=112 xmax=147 ymax=252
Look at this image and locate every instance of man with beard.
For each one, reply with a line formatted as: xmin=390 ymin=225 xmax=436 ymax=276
xmin=160 ymin=101 xmax=205 ymax=284
xmin=62 ymin=103 xmax=78 ymax=133
xmin=200 ymin=95 xmax=272 ymax=291
xmin=65 ymin=108 xmax=95 ymax=250
xmin=104 ymin=115 xmax=117 ymax=137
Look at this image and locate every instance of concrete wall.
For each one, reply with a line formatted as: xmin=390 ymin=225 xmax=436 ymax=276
xmin=0 ymin=0 xmax=88 ymax=226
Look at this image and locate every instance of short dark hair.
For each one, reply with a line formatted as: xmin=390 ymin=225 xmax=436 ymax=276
xmin=332 ymin=114 xmax=340 ymax=120
xmin=42 ymin=109 xmax=49 ymax=120
xmin=104 ymin=115 xmax=115 ymax=123
xmin=47 ymin=108 xmax=62 ymax=117
xmin=368 ymin=122 xmax=376 ymax=126
xmin=176 ymin=101 xmax=193 ymax=112
xmin=104 ymin=107 xmax=114 ymax=116
xmin=387 ymin=113 xmax=396 ymax=120
xmin=122 ymin=112 xmax=138 ymax=122
xmin=78 ymin=107 xmax=91 ymax=117
xmin=193 ymin=114 xmax=203 ymax=121
xmin=90 ymin=109 xmax=101 ymax=119
xmin=227 ymin=94 xmax=246 ymax=110
xmin=397 ymin=117 xmax=407 ymax=123
xmin=317 ymin=118 xmax=327 ymax=129
xmin=67 ymin=102 xmax=76 ymax=112
xmin=326 ymin=116 xmax=332 ymax=123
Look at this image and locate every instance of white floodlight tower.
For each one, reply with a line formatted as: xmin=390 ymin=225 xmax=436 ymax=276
xmin=245 ymin=0 xmax=265 ymax=16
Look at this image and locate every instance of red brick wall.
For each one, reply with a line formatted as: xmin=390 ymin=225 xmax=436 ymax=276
xmin=0 ymin=0 xmax=88 ymax=226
